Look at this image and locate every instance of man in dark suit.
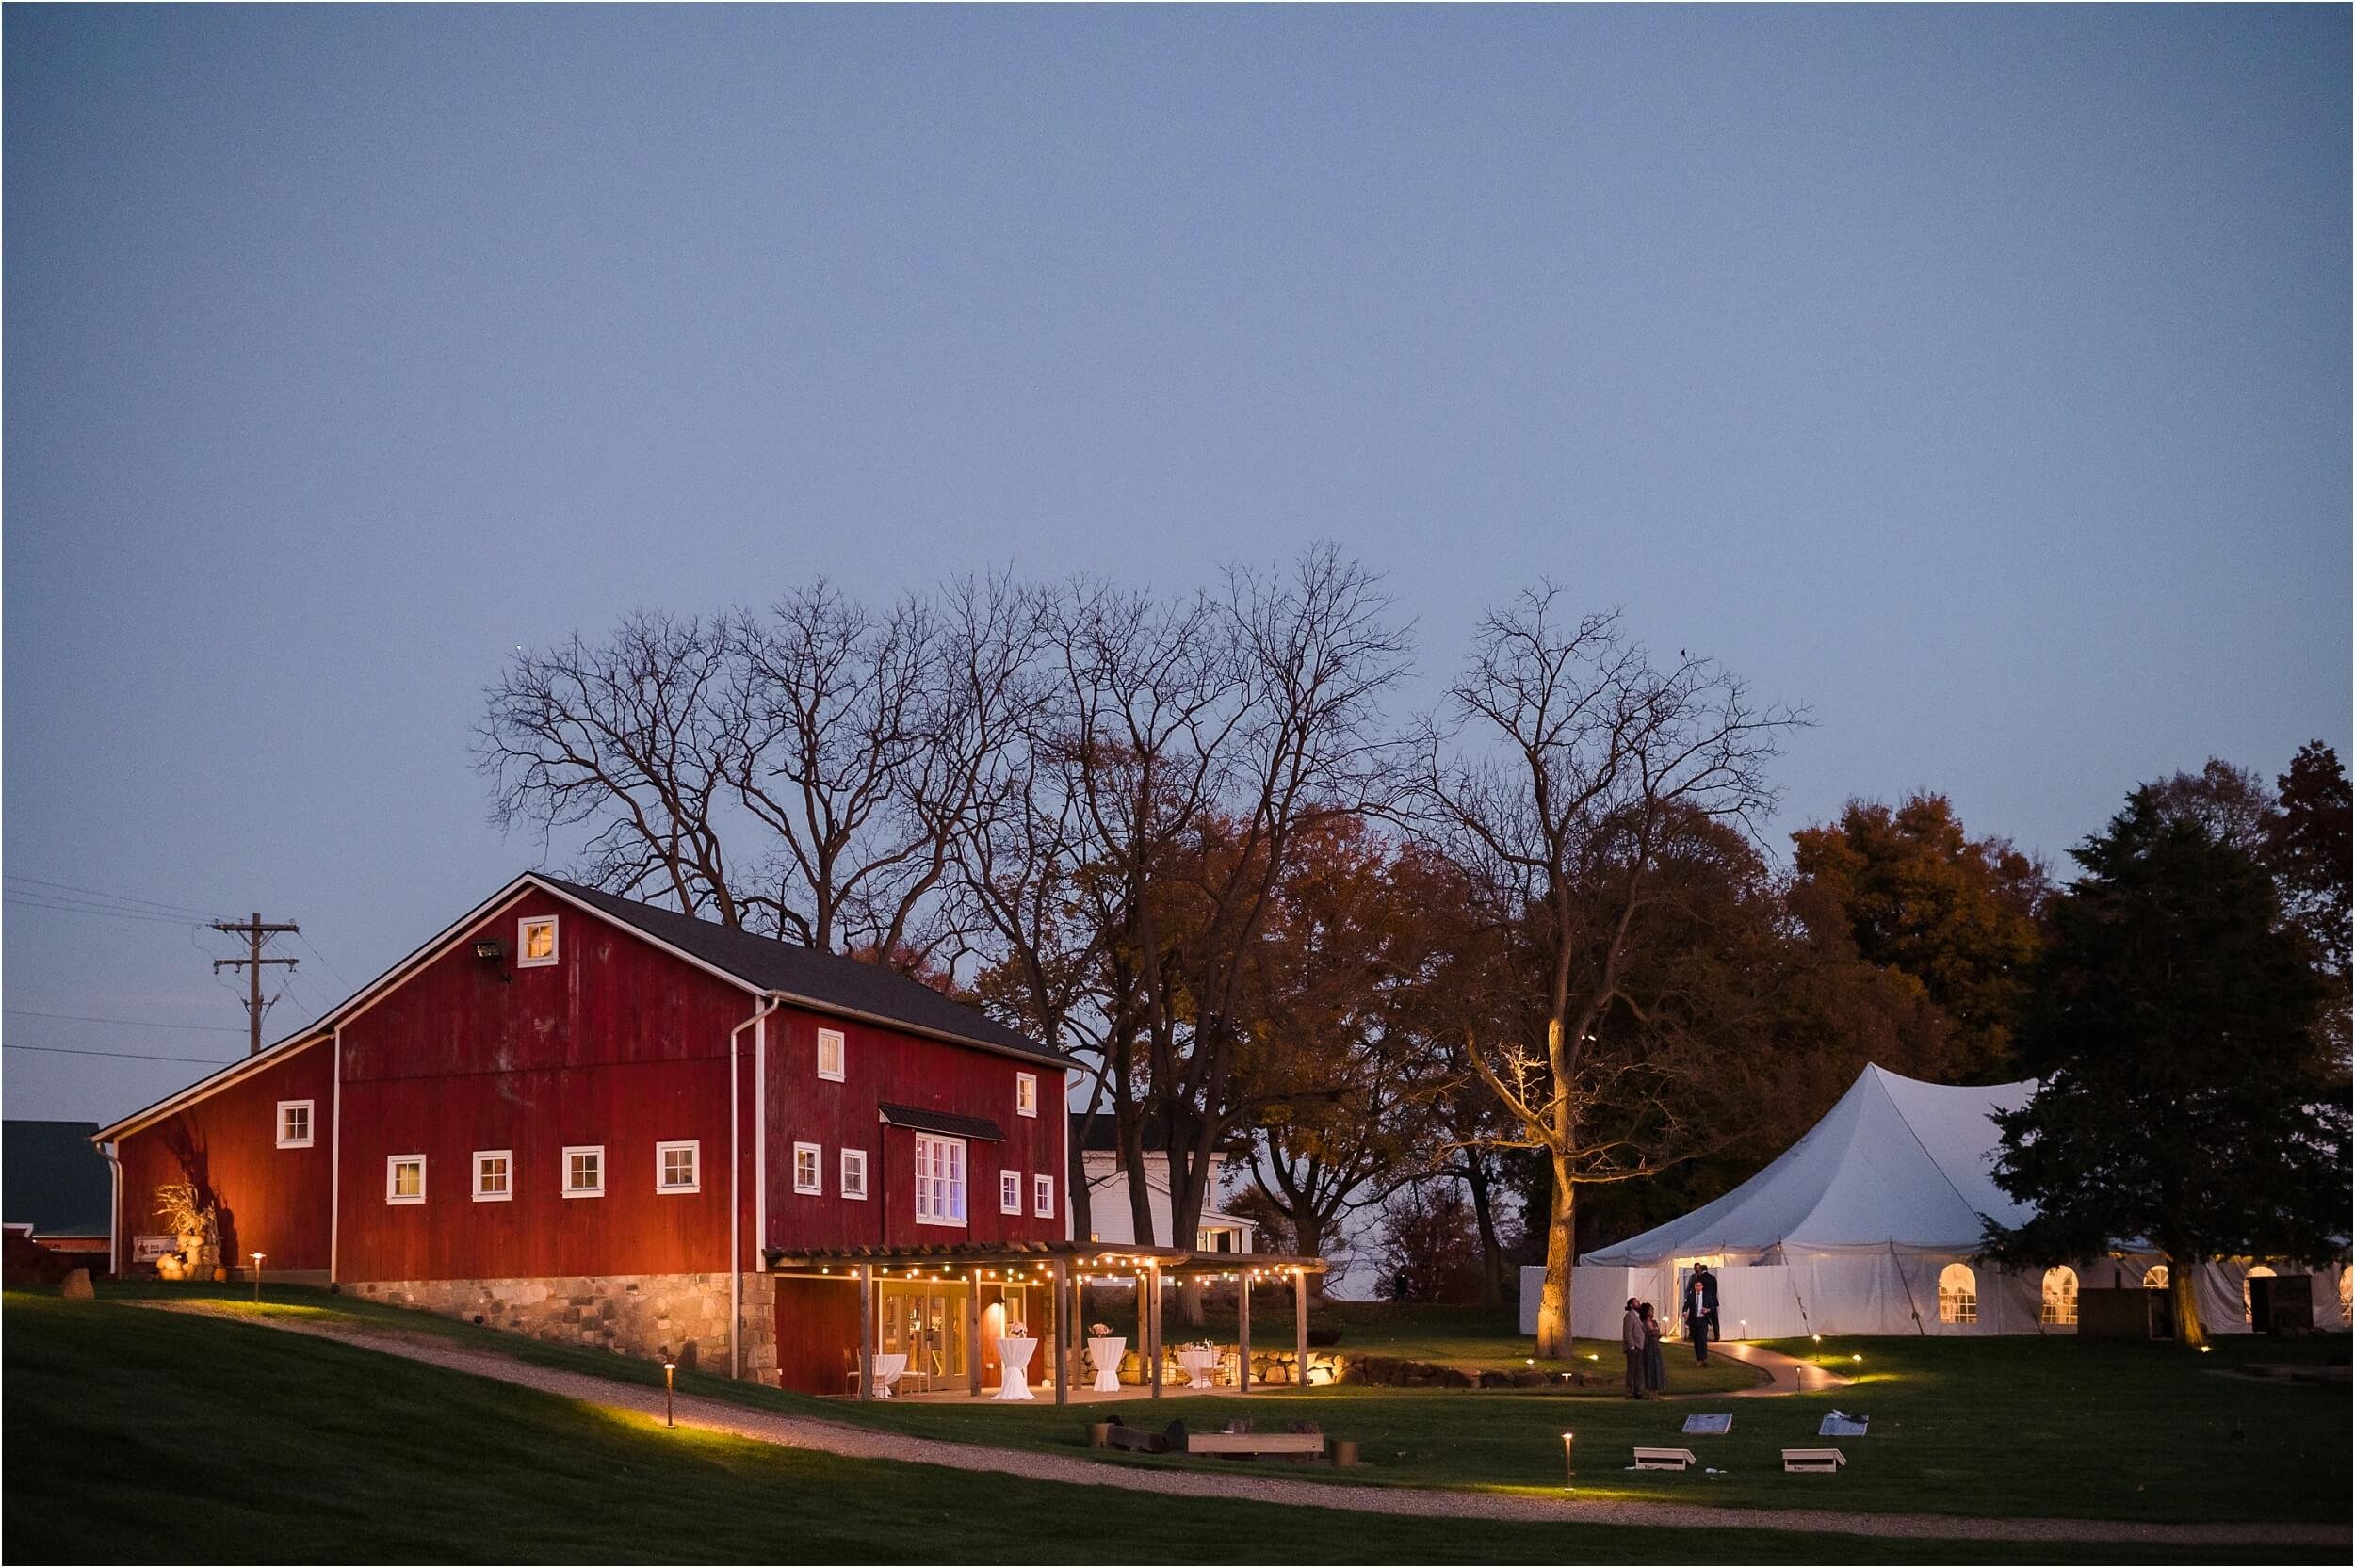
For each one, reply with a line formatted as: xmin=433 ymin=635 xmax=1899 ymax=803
xmin=1683 ymin=1264 xmax=1720 ymax=1364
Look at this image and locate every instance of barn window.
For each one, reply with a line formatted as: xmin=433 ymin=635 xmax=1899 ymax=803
xmin=2040 ymin=1266 xmax=2078 ymax=1326
xmin=999 ymin=1170 xmax=1022 ymax=1215
xmin=1015 ymin=1073 xmax=1038 ymax=1118
xmin=793 ymin=1142 xmax=823 ymax=1195
xmin=562 ymin=1145 xmax=604 ymax=1198
xmin=913 ymin=1134 xmax=966 ymax=1227
xmin=656 ymin=1140 xmax=700 ymax=1195
xmin=1937 ymin=1263 xmax=1978 ymax=1325
xmin=517 ymin=916 xmax=559 ymax=968
xmin=473 ymin=1150 xmax=512 ymax=1202
xmin=840 ymin=1147 xmax=868 ymax=1201
xmin=1032 ymin=1173 xmax=1055 ymax=1219
xmin=386 ymin=1156 xmax=426 ymax=1205
xmin=817 ymin=1028 xmax=845 ymax=1082
xmin=2142 ymin=1263 xmax=2169 ymax=1290
xmin=276 ymin=1100 xmax=314 ymax=1149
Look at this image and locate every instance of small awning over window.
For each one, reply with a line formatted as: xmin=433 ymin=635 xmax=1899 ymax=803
xmin=877 ymin=1103 xmax=1004 ymax=1142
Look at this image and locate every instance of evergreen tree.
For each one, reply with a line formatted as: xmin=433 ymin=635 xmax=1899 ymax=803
xmin=1984 ymin=787 xmax=2348 ymax=1347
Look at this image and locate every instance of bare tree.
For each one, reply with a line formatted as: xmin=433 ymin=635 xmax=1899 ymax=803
xmin=476 ymin=611 xmax=747 ymax=924
xmin=1407 ymin=590 xmax=1799 ymax=1356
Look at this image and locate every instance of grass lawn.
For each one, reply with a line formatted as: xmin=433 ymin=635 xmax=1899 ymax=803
xmin=5 ymin=1293 xmax=2279 ymax=1566
xmin=21 ymin=1284 xmax=2350 ymax=1544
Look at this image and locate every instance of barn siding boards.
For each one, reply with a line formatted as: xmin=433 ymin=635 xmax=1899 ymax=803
xmin=773 ymin=1273 xmax=864 ymax=1394
xmin=761 ymin=1005 xmax=1067 ymax=1253
xmin=114 ymin=1039 xmax=335 ymax=1273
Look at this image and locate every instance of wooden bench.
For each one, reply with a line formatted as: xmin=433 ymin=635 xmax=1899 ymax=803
xmin=1184 ymin=1431 xmax=1327 ymax=1459
xmin=1782 ymin=1447 xmax=1846 ymax=1473
xmin=1632 ymin=1447 xmax=1699 ymax=1471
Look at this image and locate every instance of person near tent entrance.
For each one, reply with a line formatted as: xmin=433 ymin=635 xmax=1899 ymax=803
xmin=1640 ymin=1301 xmax=1665 ymax=1392
xmin=1620 ymin=1297 xmax=1648 ymax=1398
xmin=1683 ymin=1264 xmax=1719 ymax=1363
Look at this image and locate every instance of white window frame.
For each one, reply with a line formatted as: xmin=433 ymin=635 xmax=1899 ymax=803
xmin=472 ymin=1149 xmax=513 ymax=1203
xmin=816 ymin=1027 xmax=846 ymax=1083
xmin=562 ymin=1144 xmax=605 ymax=1199
xmin=1015 ymin=1073 xmax=1038 ymax=1118
xmin=1033 ymin=1172 xmax=1055 ymax=1219
xmin=999 ymin=1169 xmax=1023 ymax=1215
xmin=839 ymin=1147 xmax=869 ymax=1201
xmin=793 ymin=1141 xmax=823 ymax=1196
xmin=914 ymin=1133 xmax=967 ymax=1228
xmin=385 ymin=1155 xmax=426 ymax=1205
xmin=517 ymin=915 xmax=560 ymax=968
xmin=656 ymin=1140 xmax=701 ymax=1195
xmin=275 ymin=1099 xmax=315 ymax=1149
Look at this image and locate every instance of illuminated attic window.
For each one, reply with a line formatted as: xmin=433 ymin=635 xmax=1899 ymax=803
xmin=518 ymin=916 xmax=559 ymax=968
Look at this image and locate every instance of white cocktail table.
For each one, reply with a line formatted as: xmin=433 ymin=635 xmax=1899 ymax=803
xmin=1176 ymin=1347 xmax=1220 ymax=1388
xmin=994 ymin=1336 xmax=1038 ymax=1401
xmin=869 ymin=1352 xmax=908 ymax=1398
xmin=1086 ymin=1336 xmax=1125 ymax=1393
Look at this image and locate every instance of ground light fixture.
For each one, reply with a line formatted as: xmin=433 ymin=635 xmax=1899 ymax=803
xmin=663 ymin=1362 xmax=677 ymax=1427
xmin=1562 ymin=1431 xmax=1575 ymax=1490
xmin=250 ymin=1253 xmax=265 ymax=1303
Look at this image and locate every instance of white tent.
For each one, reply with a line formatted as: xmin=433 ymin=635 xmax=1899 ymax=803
xmin=1522 ymin=1064 xmax=2349 ymax=1340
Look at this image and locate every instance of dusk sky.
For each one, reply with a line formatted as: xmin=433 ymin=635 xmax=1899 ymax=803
xmin=6 ymin=6 xmax=2347 ymax=1124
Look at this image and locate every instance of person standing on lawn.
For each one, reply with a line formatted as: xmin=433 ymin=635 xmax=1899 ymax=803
xmin=1640 ymin=1301 xmax=1666 ymax=1392
xmin=1683 ymin=1265 xmax=1720 ymax=1364
xmin=1621 ymin=1298 xmax=1648 ymax=1398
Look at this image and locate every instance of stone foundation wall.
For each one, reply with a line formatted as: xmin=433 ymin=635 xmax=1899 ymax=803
xmin=351 ymin=1271 xmax=777 ymax=1382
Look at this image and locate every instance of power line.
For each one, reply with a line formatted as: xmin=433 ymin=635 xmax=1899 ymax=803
xmin=212 ymin=912 xmax=299 ymax=1058
xmin=1 ymin=875 xmax=226 ymax=920
xmin=3 ymin=1007 xmax=245 ymax=1033
xmin=3 ymin=895 xmax=212 ymax=927
xmin=4 ymin=1043 xmax=239 ymax=1065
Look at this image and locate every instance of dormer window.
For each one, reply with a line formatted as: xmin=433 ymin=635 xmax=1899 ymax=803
xmin=1015 ymin=1073 xmax=1038 ymax=1118
xmin=817 ymin=1027 xmax=845 ymax=1082
xmin=518 ymin=916 xmax=559 ymax=968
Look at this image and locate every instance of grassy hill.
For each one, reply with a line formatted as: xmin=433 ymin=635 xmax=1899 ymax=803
xmin=5 ymin=1289 xmax=2344 ymax=1563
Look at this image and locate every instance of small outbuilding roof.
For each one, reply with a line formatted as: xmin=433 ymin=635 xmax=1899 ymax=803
xmin=4 ymin=1120 xmax=112 ymax=1237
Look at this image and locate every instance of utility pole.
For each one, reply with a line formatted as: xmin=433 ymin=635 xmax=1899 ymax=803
xmin=211 ymin=912 xmax=299 ymax=1057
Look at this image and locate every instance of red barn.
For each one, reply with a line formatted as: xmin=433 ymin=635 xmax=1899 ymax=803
xmin=93 ymin=873 xmax=1077 ymax=1390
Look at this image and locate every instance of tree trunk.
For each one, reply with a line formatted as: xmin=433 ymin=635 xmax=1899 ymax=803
xmin=1535 ymin=1153 xmax=1575 ymax=1358
xmin=2167 ymin=1251 xmax=2207 ymax=1349
xmin=1465 ymin=1158 xmax=1503 ymax=1309
xmin=1178 ymin=1274 xmax=1205 ymax=1327
xmin=1293 ymin=1214 xmax=1327 ymax=1300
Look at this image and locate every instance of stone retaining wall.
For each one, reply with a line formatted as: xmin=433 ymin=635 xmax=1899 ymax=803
xmin=350 ymin=1271 xmax=776 ymax=1382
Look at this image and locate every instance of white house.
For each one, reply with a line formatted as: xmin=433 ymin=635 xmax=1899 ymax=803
xmin=1067 ymin=1115 xmax=1257 ymax=1253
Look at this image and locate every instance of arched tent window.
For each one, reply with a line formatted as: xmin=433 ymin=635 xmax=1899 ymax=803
xmin=2142 ymin=1263 xmax=2169 ymax=1290
xmin=2243 ymin=1265 xmax=2276 ymax=1325
xmin=1937 ymin=1263 xmax=1978 ymax=1325
xmin=2040 ymin=1266 xmax=2078 ymax=1327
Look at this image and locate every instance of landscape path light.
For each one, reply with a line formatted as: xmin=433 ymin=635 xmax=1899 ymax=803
xmin=663 ymin=1361 xmax=677 ymax=1428
xmin=250 ymin=1253 xmax=265 ymax=1303
xmin=1562 ymin=1431 xmax=1575 ymax=1489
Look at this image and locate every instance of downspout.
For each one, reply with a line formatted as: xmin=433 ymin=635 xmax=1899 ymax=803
xmin=330 ymin=1028 xmax=343 ymax=1285
xmin=727 ymin=996 xmax=778 ymax=1381
xmin=102 ymin=1141 xmax=122 ymax=1277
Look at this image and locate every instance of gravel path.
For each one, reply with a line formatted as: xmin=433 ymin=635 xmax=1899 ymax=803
xmin=136 ymin=1304 xmax=2344 ymax=1548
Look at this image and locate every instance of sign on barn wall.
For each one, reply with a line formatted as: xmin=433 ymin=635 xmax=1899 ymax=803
xmin=131 ymin=1235 xmax=176 ymax=1263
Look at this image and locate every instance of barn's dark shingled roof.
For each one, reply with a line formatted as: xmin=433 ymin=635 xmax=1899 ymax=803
xmin=5 ymin=1120 xmax=111 ymax=1237
xmin=544 ymin=879 xmax=1069 ymax=1070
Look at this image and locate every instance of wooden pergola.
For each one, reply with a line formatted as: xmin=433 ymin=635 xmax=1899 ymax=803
xmin=765 ymin=1240 xmax=1329 ymax=1403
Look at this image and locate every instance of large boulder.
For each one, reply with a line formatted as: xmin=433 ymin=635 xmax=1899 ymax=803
xmin=60 ymin=1267 xmax=95 ymax=1300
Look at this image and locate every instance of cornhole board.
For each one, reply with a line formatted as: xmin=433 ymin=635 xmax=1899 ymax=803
xmin=1818 ymin=1412 xmax=1868 ymax=1437
xmin=1783 ymin=1448 xmax=1846 ymax=1473
xmin=1681 ymin=1414 xmax=1732 ymax=1435
xmin=1633 ymin=1447 xmax=1699 ymax=1471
